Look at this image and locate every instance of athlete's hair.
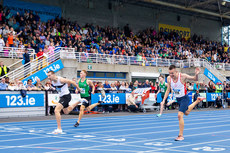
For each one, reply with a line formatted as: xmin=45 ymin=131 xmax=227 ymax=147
xmin=159 ymin=75 xmax=164 ymax=79
xmin=47 ymin=71 xmax=55 ymax=74
xmin=82 ymin=70 xmax=88 ymax=75
xmin=169 ymin=65 xmax=176 ymax=70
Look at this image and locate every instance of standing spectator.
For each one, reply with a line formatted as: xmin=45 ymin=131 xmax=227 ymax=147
xmin=193 ymin=90 xmax=201 ymax=109
xmin=119 ymin=82 xmax=126 ymax=91
xmin=125 ymin=83 xmax=132 ymax=93
xmin=110 ymin=83 xmax=117 ymax=93
xmin=7 ymin=32 xmax=14 ymax=47
xmin=36 ymin=48 xmax=44 ymax=71
xmin=133 ymin=82 xmax=138 ymax=90
xmin=150 ymin=82 xmax=156 ymax=92
xmin=0 ymin=61 xmax=10 ymax=77
xmin=103 ymin=80 xmax=111 ymax=93
xmin=188 ymin=82 xmax=194 ymax=91
xmin=223 ymin=90 xmax=230 ymax=108
xmin=69 ymin=78 xmax=77 ymax=93
xmin=23 ymin=48 xmax=30 ymax=78
xmin=5 ymin=77 xmax=10 ymax=85
xmin=0 ymin=35 xmax=5 ymax=52
xmin=143 ymin=79 xmax=151 ymax=88
xmin=223 ymin=81 xmax=227 ymax=91
xmin=3 ymin=26 xmax=10 ymax=40
xmin=0 ymin=77 xmax=8 ymax=90
xmin=116 ymin=81 xmax=121 ymax=90
xmin=215 ymin=82 xmax=223 ymax=93
xmin=155 ymin=82 xmax=159 ymax=92
xmin=44 ymin=80 xmax=55 ymax=91
xmin=193 ymin=81 xmax=200 ymax=91
xmin=138 ymin=82 xmax=143 ymax=88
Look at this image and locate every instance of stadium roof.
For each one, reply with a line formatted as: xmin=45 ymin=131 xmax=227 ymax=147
xmin=123 ymin=0 xmax=230 ymax=26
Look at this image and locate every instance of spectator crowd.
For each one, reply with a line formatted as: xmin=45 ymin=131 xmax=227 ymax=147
xmin=0 ymin=5 xmax=229 ymax=66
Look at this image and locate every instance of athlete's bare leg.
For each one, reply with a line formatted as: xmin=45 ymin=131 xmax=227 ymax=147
xmin=54 ymin=103 xmax=64 ymax=130
xmin=63 ymin=101 xmax=81 ymax=114
xmin=86 ymin=102 xmax=101 ymax=111
xmin=185 ymin=97 xmax=205 ymax=115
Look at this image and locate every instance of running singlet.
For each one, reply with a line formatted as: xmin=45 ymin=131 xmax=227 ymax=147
xmin=78 ymin=79 xmax=90 ymax=98
xmin=170 ymin=73 xmax=187 ymax=98
xmin=159 ymin=82 xmax=167 ymax=96
xmin=52 ymin=76 xmax=70 ymax=97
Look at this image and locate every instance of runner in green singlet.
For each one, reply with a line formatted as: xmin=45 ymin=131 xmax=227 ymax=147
xmin=74 ymin=70 xmax=103 ymax=127
xmin=156 ymin=75 xmax=168 ymax=117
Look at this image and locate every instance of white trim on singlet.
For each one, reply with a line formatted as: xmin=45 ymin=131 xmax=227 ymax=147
xmin=170 ymin=73 xmax=187 ymax=98
xmin=52 ymin=76 xmax=70 ymax=97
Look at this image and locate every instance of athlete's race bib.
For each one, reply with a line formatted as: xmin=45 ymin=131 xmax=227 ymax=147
xmin=161 ymin=88 xmax=165 ymax=93
xmin=173 ymin=89 xmax=181 ymax=95
xmin=56 ymin=88 xmax=61 ymax=94
xmin=80 ymin=88 xmax=85 ymax=94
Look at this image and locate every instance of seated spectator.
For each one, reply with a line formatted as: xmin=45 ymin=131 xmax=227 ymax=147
xmin=15 ymin=81 xmax=26 ymax=90
xmin=25 ymin=79 xmax=37 ymax=90
xmin=0 ymin=78 xmax=8 ymax=90
xmin=8 ymin=81 xmax=16 ymax=90
xmin=35 ymin=78 xmax=45 ymax=90
xmin=127 ymin=91 xmax=140 ymax=112
xmin=0 ymin=61 xmax=10 ymax=77
xmin=215 ymin=95 xmax=222 ymax=109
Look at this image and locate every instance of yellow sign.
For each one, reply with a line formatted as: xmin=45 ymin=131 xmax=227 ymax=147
xmin=158 ymin=23 xmax=191 ymax=39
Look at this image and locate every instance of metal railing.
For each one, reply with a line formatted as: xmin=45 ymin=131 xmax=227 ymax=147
xmin=0 ymin=47 xmax=35 ymax=59
xmin=75 ymin=53 xmax=204 ymax=68
xmin=0 ymin=46 xmax=228 ymax=82
xmin=0 ymin=47 xmax=62 ymax=81
xmin=202 ymin=60 xmax=227 ymax=82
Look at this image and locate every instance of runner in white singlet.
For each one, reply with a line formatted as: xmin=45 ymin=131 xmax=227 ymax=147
xmin=161 ymin=65 xmax=205 ymax=141
xmin=47 ymin=71 xmax=82 ymax=134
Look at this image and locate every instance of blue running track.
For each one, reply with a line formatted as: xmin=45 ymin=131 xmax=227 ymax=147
xmin=0 ymin=110 xmax=230 ymax=153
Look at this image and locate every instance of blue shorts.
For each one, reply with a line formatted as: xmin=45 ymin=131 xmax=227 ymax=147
xmin=176 ymin=95 xmax=189 ymax=114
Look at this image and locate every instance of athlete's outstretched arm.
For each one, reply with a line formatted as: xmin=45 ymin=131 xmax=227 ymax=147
xmin=60 ymin=77 xmax=81 ymax=92
xmin=182 ymin=67 xmax=200 ymax=81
